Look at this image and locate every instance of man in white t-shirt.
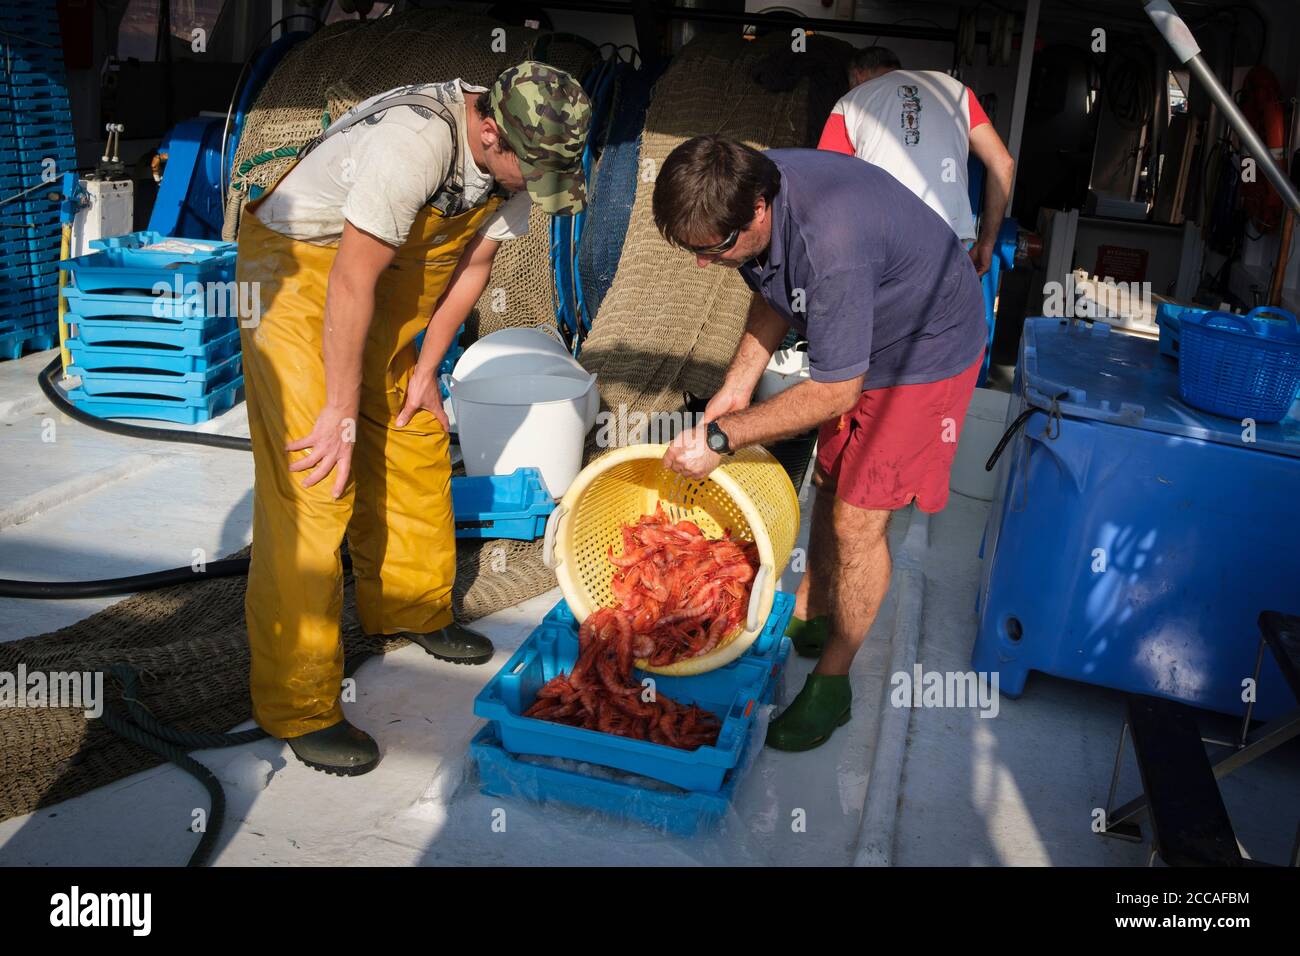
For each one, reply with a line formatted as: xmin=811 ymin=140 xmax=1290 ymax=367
xmin=235 ymin=62 xmax=590 ymax=775
xmin=817 ymin=46 xmax=1015 ymax=275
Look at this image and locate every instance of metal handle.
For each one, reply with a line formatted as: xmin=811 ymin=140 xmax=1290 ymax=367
xmin=746 ymin=564 xmax=772 ymax=633
xmin=542 ymin=504 xmax=567 ymax=569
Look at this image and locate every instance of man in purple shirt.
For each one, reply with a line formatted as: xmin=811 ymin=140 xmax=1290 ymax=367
xmin=655 ymin=137 xmax=985 ymax=751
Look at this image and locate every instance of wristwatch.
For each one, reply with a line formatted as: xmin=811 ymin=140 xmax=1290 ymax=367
xmin=706 ymin=420 xmax=733 ymax=455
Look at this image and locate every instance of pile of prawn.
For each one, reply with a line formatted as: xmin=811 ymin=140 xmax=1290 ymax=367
xmin=522 ymin=504 xmax=760 ymax=750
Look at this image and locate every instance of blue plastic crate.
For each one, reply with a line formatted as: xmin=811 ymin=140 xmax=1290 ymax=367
xmin=62 ymin=241 xmax=236 ymax=293
xmin=0 ymin=324 xmax=56 ymax=361
xmin=62 ymin=284 xmax=214 ymax=319
xmin=474 ymin=621 xmax=773 ymax=791
xmin=470 ymin=721 xmax=754 ymax=836
xmin=65 ymin=329 xmax=242 ymax=375
xmin=542 ymin=589 xmax=796 ymax=676
xmin=66 ymin=374 xmax=244 ymax=424
xmin=69 ymin=352 xmax=242 ymax=399
xmin=69 ymin=313 xmax=238 ymax=349
xmin=451 ymin=467 xmax=554 ymax=540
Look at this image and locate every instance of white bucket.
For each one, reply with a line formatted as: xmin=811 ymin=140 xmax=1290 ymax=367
xmin=452 ymin=327 xmax=570 ymax=381
xmin=448 ymin=373 xmax=597 ymax=497
xmin=950 ymin=387 xmax=1012 ymax=501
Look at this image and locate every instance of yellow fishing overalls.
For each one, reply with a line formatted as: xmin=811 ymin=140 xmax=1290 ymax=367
xmin=236 ymin=100 xmax=501 ymax=739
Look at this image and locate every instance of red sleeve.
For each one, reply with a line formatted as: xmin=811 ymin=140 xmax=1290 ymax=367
xmin=967 ymin=87 xmax=990 ymax=131
xmin=817 ymin=112 xmax=855 ymax=155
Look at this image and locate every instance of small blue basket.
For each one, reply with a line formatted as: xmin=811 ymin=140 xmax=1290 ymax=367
xmin=1178 ymin=307 xmax=1300 ymax=422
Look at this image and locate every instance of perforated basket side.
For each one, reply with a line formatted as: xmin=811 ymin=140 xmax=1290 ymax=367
xmin=552 ymin=444 xmax=799 ymax=675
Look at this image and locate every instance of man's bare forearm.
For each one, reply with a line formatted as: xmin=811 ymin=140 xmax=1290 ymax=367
xmin=723 ymin=294 xmax=788 ymax=395
xmin=322 ymin=272 xmax=374 ymax=413
xmin=719 ymin=375 xmax=862 ymax=448
xmin=978 ymin=167 xmax=1012 ymax=247
xmin=413 ymin=261 xmax=494 ymax=379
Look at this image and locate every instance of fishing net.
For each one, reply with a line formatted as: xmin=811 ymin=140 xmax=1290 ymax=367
xmin=222 ymin=8 xmax=596 ymax=240
xmin=576 ymin=62 xmax=661 ymax=322
xmin=0 ymin=537 xmax=554 ymax=823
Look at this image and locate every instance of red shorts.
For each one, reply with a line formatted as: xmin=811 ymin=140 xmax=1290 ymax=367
xmin=815 ymin=352 xmax=984 ymax=513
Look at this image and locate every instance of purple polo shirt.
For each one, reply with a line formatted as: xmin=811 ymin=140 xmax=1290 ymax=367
xmin=738 ymin=148 xmax=985 ymax=388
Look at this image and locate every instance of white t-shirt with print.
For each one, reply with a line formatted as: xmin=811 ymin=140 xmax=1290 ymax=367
xmin=252 ymin=79 xmax=532 ymax=248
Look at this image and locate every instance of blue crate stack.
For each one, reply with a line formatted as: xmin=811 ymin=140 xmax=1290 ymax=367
xmin=0 ymin=0 xmax=75 ymax=360
xmin=469 ymin=592 xmax=795 ymax=834
xmin=61 ymin=231 xmax=244 ymax=423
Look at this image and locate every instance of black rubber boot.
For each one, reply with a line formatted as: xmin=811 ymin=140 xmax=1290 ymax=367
xmin=285 ymin=719 xmax=380 ymax=776
xmin=403 ymin=622 xmax=494 ymax=665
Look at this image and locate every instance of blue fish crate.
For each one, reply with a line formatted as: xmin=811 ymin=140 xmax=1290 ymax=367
xmin=62 ymin=240 xmax=236 ymax=293
xmin=0 ymin=324 xmax=57 ymax=361
xmin=474 ymin=623 xmax=773 ymax=792
xmin=470 ymin=720 xmax=760 ymax=836
xmin=65 ymin=329 xmax=242 ymax=375
xmin=69 ymin=313 xmax=238 ymax=349
xmin=474 ymin=592 xmax=793 ymax=791
xmin=61 ymin=283 xmax=214 ymax=320
xmin=451 ymin=467 xmax=554 ymax=540
xmin=543 ymin=589 xmax=795 ymax=677
xmin=69 ymin=351 xmax=242 ymax=400
xmin=66 ymin=374 xmax=244 ymax=425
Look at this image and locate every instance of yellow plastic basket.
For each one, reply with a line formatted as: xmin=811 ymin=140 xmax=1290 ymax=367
xmin=542 ymin=443 xmax=800 ymax=675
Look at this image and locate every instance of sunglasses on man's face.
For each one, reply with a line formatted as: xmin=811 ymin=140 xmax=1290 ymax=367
xmin=683 ymin=228 xmax=740 ymax=256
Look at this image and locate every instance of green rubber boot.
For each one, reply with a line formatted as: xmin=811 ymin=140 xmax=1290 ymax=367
xmin=766 ymin=674 xmax=852 ymax=752
xmin=286 ymin=719 xmax=381 ymax=776
xmin=785 ymin=614 xmax=830 ymax=658
xmin=404 ymin=622 xmax=494 ymax=665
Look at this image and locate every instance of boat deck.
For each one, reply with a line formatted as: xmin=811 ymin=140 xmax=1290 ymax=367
xmin=1 ymin=348 xmax=1295 ymax=866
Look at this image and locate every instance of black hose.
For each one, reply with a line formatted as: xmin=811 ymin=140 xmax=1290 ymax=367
xmin=105 ymin=664 xmax=269 ymax=868
xmin=984 ymin=406 xmax=1038 ymax=472
xmin=39 ymin=356 xmax=459 ymax=450
xmin=39 ymin=356 xmax=253 ymax=450
xmin=0 ymin=554 xmax=352 ymax=599
xmin=0 ymin=557 xmax=250 ymax=599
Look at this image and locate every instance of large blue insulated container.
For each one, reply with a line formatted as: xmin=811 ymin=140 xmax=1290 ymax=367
xmin=974 ymin=319 xmax=1300 ymax=720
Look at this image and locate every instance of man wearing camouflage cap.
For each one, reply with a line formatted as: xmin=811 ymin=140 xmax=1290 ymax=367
xmin=235 ymin=62 xmax=590 ymax=775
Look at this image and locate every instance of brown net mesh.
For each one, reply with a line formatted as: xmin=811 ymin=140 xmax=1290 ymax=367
xmin=222 ymin=9 xmax=596 ymax=240
xmin=0 ymin=539 xmax=554 ymax=822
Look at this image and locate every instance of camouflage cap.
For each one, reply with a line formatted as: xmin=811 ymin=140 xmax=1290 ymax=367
xmin=487 ymin=61 xmax=591 ymax=216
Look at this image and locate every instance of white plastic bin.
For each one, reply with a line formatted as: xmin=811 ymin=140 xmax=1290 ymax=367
xmin=449 ymin=374 xmax=597 ymax=497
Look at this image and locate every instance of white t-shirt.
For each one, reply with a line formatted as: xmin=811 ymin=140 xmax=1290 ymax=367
xmin=252 ymin=79 xmax=532 ymax=248
xmin=819 ymin=69 xmax=988 ymax=242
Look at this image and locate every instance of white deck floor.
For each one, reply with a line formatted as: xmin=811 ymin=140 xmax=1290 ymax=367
xmin=1 ymin=347 xmax=1296 ymax=866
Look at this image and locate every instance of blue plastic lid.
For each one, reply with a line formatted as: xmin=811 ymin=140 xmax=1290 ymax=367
xmin=1020 ymin=318 xmax=1300 ymax=458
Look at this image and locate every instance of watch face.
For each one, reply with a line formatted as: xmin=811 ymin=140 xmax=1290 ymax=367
xmin=707 ymin=424 xmax=728 ymax=452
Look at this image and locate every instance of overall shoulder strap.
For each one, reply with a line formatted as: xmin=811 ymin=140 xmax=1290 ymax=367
xmin=297 ymin=93 xmax=461 ymax=189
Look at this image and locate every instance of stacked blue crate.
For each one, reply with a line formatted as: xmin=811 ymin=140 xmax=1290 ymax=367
xmin=0 ymin=0 xmax=75 ymax=360
xmin=60 ymin=232 xmax=244 ymax=423
xmin=470 ymin=592 xmax=796 ymax=833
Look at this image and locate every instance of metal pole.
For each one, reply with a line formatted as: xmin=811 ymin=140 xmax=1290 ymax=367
xmin=1005 ymin=0 xmax=1041 ymax=208
xmin=1144 ymin=0 xmax=1300 ymax=219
